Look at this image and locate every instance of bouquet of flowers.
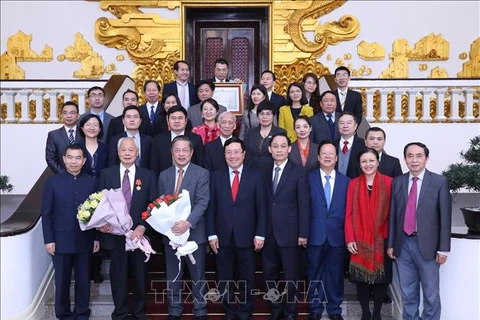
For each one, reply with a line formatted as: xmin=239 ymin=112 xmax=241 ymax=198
xmin=143 ymin=189 xmax=198 ymax=280
xmin=77 ymin=188 xmax=155 ymax=262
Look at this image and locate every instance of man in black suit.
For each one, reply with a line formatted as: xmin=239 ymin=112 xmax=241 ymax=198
xmin=204 ymin=111 xmax=236 ymax=172
xmin=262 ymin=133 xmax=310 ymax=320
xmin=207 ymin=58 xmax=242 ymax=83
xmin=106 ymin=89 xmax=139 ymax=144
xmin=207 ymin=137 xmax=267 ymax=320
xmin=335 ymin=112 xmax=364 ymax=179
xmin=188 ymin=80 xmax=228 ymax=127
xmin=138 ymin=80 xmax=162 ymax=136
xmin=310 ymin=90 xmax=341 ymax=145
xmin=98 ymin=137 xmax=157 ymax=320
xmin=260 ymin=70 xmax=286 ymax=114
xmin=41 ymin=144 xmax=99 ymax=320
xmin=150 ymin=106 xmax=204 ymax=177
xmin=162 ymin=60 xmax=200 ymax=111
xmin=46 ymin=101 xmax=83 ymax=173
xmin=333 ymin=66 xmax=363 ymax=124
xmin=79 ymin=86 xmax=114 ymax=144
xmin=365 ymin=127 xmax=403 ymax=178
xmin=109 ymin=106 xmax=152 ymax=169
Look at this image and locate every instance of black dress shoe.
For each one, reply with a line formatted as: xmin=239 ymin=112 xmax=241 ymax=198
xmin=167 ymin=315 xmax=181 ymax=320
xmin=329 ymin=315 xmax=344 ymax=320
xmin=308 ymin=313 xmax=321 ymax=320
xmin=91 ymin=272 xmax=104 ymax=283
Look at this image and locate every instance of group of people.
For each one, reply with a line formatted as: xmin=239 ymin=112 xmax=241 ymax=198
xmin=41 ymin=61 xmax=451 ymax=320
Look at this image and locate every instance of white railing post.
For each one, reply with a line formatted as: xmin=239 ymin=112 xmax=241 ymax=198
xmin=450 ymin=89 xmax=462 ymax=121
xmin=393 ymin=89 xmax=404 ymax=122
xmin=407 ymin=89 xmax=419 ymax=121
xmin=435 ymin=88 xmax=447 ymax=121
xmin=33 ymin=91 xmax=45 ymax=123
xmin=421 ymin=89 xmax=433 ymax=122
xmin=365 ymin=89 xmax=376 ymax=122
xmin=464 ymin=89 xmax=476 ymax=121
xmin=3 ymin=91 xmax=16 ymax=122
xmin=47 ymin=91 xmax=59 ymax=123
xmin=61 ymin=90 xmax=72 ymax=103
xmin=77 ymin=91 xmax=87 ymax=114
xmin=18 ymin=90 xmax=30 ymax=123
xmin=379 ymin=90 xmax=389 ymax=122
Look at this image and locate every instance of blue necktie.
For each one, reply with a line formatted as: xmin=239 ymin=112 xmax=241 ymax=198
xmin=149 ymin=105 xmax=155 ymax=123
xmin=327 ymin=114 xmax=334 ymax=140
xmin=324 ymin=175 xmax=331 ymax=209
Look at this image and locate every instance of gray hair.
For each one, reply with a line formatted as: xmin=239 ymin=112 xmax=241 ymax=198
xmin=117 ymin=137 xmax=139 ymax=151
xmin=218 ymin=111 xmax=235 ymax=122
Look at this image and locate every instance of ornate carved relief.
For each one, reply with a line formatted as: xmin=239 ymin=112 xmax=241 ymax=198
xmin=357 ymin=41 xmax=385 ymax=61
xmin=458 ymin=37 xmax=480 ymax=78
xmin=273 ymin=58 xmax=330 ymax=94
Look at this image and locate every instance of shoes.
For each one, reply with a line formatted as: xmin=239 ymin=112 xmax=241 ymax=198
xmin=267 ymin=312 xmax=284 ymax=320
xmin=308 ymin=313 xmax=321 ymax=320
xmin=329 ymin=315 xmax=344 ymax=320
xmin=167 ymin=315 xmax=181 ymax=320
xmin=91 ymin=272 xmax=104 ymax=283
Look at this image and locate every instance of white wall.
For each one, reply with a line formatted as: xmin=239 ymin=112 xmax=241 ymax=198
xmin=1 ymin=1 xmax=479 ymax=79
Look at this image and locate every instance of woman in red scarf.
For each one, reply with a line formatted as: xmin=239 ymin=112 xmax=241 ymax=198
xmin=345 ymin=148 xmax=393 ymax=320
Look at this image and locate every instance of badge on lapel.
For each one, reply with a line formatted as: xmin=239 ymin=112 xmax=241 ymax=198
xmin=135 ymin=179 xmax=142 ymax=191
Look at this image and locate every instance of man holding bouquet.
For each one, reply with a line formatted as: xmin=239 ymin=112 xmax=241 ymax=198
xmin=41 ymin=144 xmax=99 ymax=320
xmin=157 ymin=135 xmax=210 ymax=320
xmin=98 ymin=137 xmax=157 ymax=320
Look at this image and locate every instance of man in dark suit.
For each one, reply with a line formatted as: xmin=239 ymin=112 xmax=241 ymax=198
xmin=46 ymin=101 xmax=83 ymax=173
xmin=162 ymin=60 xmax=200 ymax=111
xmin=261 ymin=70 xmax=286 ymax=114
xmin=79 ymin=86 xmax=114 ymax=144
xmin=109 ymin=106 xmax=152 ymax=169
xmin=150 ymin=106 xmax=204 ymax=177
xmin=207 ymin=137 xmax=267 ymax=320
xmin=335 ymin=112 xmax=364 ymax=179
xmin=310 ymin=90 xmax=341 ymax=145
xmin=41 ymin=144 xmax=99 ymax=320
xmin=307 ymin=140 xmax=350 ymax=320
xmin=204 ymin=111 xmax=236 ymax=172
xmin=98 ymin=137 xmax=157 ymax=320
xmin=387 ymin=142 xmax=451 ymax=320
xmin=262 ymin=133 xmax=310 ymax=320
xmin=158 ymin=135 xmax=210 ymax=320
xmin=188 ymin=80 xmax=227 ymax=127
xmin=365 ymin=127 xmax=403 ymax=178
xmin=333 ymin=66 xmax=363 ymax=124
xmin=106 ymin=89 xmax=139 ymax=144
xmin=207 ymin=58 xmax=242 ymax=83
xmin=138 ymin=80 xmax=162 ymax=136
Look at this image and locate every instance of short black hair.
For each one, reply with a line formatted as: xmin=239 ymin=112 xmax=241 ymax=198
xmin=285 ymin=82 xmax=308 ymax=106
xmin=365 ymin=127 xmax=386 ymax=140
xmin=196 ymin=80 xmax=215 ymax=92
xmin=224 ymin=137 xmax=245 ymax=152
xmin=261 ymin=70 xmax=276 ymax=81
xmin=161 ymin=93 xmax=182 ymax=106
xmin=167 ymin=105 xmax=188 ymax=119
xmin=171 ymin=135 xmax=193 ymax=150
xmin=403 ymin=142 xmax=430 ymax=158
xmin=200 ymin=98 xmax=219 ymax=112
xmin=358 ymin=147 xmax=379 ymax=162
xmin=317 ymin=140 xmax=338 ymax=155
xmin=64 ymin=144 xmax=85 ymax=157
xmin=294 ymin=115 xmax=312 ymax=127
xmin=338 ymin=111 xmax=358 ymax=123
xmin=122 ymin=105 xmax=140 ymax=118
xmin=269 ymin=132 xmax=291 ymax=147
xmin=78 ymin=114 xmax=104 ymax=139
xmin=143 ymin=80 xmax=160 ymax=92
xmin=334 ymin=66 xmax=351 ymax=76
xmin=215 ymin=58 xmax=229 ymax=67
xmin=319 ymin=90 xmax=335 ymax=101
xmin=87 ymin=86 xmax=105 ymax=96
xmin=61 ymin=101 xmax=79 ymax=113
xmin=247 ymin=84 xmax=269 ymax=111
xmin=257 ymin=100 xmax=276 ymax=116
xmin=122 ymin=89 xmax=138 ymax=101
xmin=174 ymin=60 xmax=190 ymax=71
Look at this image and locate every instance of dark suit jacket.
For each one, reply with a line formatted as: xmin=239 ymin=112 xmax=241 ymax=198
xmin=308 ymin=169 xmax=350 ymax=247
xmin=204 ymin=137 xmax=227 ymax=172
xmin=41 ymin=172 xmax=97 ymax=253
xmin=108 ymin=132 xmax=152 ymax=169
xmin=139 ymin=103 xmax=193 ymax=136
xmin=335 ymin=135 xmax=365 ymax=179
xmin=207 ymin=166 xmax=267 ymax=248
xmin=150 ymin=131 xmax=204 ymax=177
xmin=388 ymin=170 xmax=452 ymax=260
xmin=262 ymin=161 xmax=310 ymax=247
xmin=379 ymin=153 xmax=403 ymax=178
xmin=79 ymin=111 xmax=114 ymax=144
xmin=270 ymin=92 xmax=286 ymax=115
xmin=45 ymin=126 xmax=84 ymax=174
xmin=80 ymin=141 xmax=109 ymax=179
xmin=162 ymin=81 xmax=200 ymax=108
xmin=97 ymin=165 xmax=157 ymax=250
xmin=289 ymin=141 xmax=319 ymax=172
xmin=310 ymin=112 xmax=341 ymax=144
xmin=244 ymin=125 xmax=287 ymax=169
xmin=106 ymin=116 xmax=124 ymax=145
xmin=334 ymin=89 xmax=363 ymax=124
xmin=158 ymin=163 xmax=210 ymax=244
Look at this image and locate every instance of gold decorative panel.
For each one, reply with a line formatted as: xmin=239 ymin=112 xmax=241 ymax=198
xmin=0 ymin=52 xmax=25 ymax=79
xmin=458 ymin=37 xmax=480 ymax=78
xmin=408 ymin=33 xmax=449 ymax=61
xmin=429 ymin=66 xmax=448 ymax=78
xmin=357 ymin=41 xmax=385 ymax=61
xmin=6 ymin=30 xmax=53 ymax=62
xmin=273 ymin=58 xmax=330 ymax=94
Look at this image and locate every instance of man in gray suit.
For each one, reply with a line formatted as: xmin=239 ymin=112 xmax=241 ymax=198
xmin=79 ymin=86 xmax=114 ymax=144
xmin=387 ymin=142 xmax=452 ymax=320
xmin=45 ymin=101 xmax=83 ymax=173
xmin=158 ymin=135 xmax=210 ymax=320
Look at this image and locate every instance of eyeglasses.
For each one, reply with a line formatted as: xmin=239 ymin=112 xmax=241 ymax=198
xmin=62 ymin=111 xmax=78 ymax=115
xmin=124 ymin=115 xmax=140 ymax=120
xmin=225 ymin=150 xmax=243 ymax=156
xmin=89 ymin=93 xmax=105 ymax=98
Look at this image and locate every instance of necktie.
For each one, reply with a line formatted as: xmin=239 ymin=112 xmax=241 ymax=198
xmin=340 ymin=92 xmax=346 ymax=110
xmin=324 ymin=175 xmax=332 ymax=209
xmin=179 ymin=84 xmax=186 ymax=108
xmin=149 ymin=105 xmax=155 ymax=123
xmin=273 ymin=167 xmax=281 ymax=193
xmin=327 ymin=114 xmax=334 ymax=140
xmin=342 ymin=141 xmax=349 ymax=154
xmin=122 ymin=169 xmax=132 ymax=211
xmin=231 ymin=170 xmax=239 ymax=202
xmin=174 ymin=168 xmax=184 ymax=195
xmin=404 ymin=177 xmax=419 ymax=235
xmin=68 ymin=129 xmax=75 ymax=144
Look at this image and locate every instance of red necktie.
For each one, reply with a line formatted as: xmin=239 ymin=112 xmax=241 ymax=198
xmin=342 ymin=141 xmax=349 ymax=154
xmin=404 ymin=177 xmax=419 ymax=235
xmin=231 ymin=170 xmax=239 ymax=202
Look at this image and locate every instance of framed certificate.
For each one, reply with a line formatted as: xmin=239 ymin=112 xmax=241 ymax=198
xmin=212 ymin=83 xmax=244 ymax=115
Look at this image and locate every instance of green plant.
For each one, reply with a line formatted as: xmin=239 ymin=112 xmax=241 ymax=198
xmin=442 ymin=135 xmax=480 ymax=193
xmin=0 ymin=175 xmax=14 ymax=193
